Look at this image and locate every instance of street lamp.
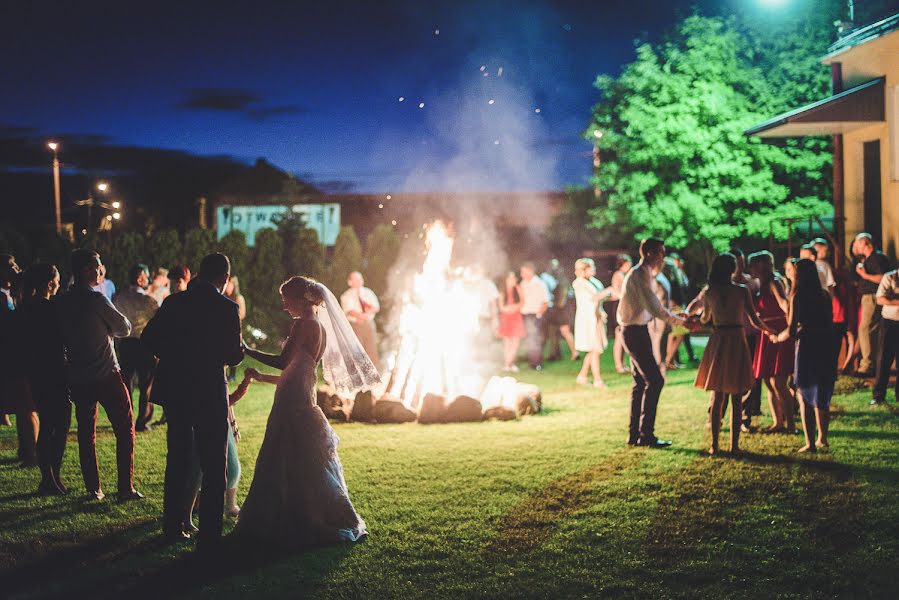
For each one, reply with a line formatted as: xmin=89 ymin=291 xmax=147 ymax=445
xmin=47 ymin=141 xmax=61 ymax=235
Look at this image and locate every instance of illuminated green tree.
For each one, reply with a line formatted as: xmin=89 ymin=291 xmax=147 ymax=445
xmin=246 ymin=227 xmax=287 ymax=342
xmin=274 ymin=211 xmax=325 ymax=281
xmin=587 ymin=14 xmax=835 ymax=264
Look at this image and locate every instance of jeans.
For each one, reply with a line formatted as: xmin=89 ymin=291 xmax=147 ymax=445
xmin=623 ymin=325 xmax=665 ymax=443
xmin=69 ymin=371 xmax=135 ymax=494
xmin=873 ymin=319 xmax=899 ymax=403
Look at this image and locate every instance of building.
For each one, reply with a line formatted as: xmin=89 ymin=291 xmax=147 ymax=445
xmin=210 ymin=158 xmax=565 ymax=254
xmin=747 ymin=12 xmax=899 ymax=261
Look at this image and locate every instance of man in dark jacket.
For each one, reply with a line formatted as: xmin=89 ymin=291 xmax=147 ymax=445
xmin=142 ymin=253 xmax=243 ymax=549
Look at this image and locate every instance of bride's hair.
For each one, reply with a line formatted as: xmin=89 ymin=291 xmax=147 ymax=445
xmin=280 ymin=275 xmax=326 ymax=306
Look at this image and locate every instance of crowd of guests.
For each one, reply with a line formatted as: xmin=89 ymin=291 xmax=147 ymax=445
xmin=0 ymin=250 xmax=250 ymax=526
xmin=493 ymin=252 xmax=695 ymax=387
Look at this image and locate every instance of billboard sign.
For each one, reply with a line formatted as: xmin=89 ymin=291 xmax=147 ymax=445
xmin=216 ymin=203 xmax=341 ymax=246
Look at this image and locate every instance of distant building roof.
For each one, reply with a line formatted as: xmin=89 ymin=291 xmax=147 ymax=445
xmin=823 ymin=12 xmax=899 ymax=59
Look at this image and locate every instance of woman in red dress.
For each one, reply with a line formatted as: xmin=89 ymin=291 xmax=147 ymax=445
xmin=748 ymin=251 xmax=795 ymax=432
xmin=497 ymin=271 xmax=525 ymax=372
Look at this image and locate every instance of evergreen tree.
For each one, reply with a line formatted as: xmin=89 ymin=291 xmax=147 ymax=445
xmin=274 ymin=212 xmax=325 ymax=281
xmin=326 ymin=226 xmax=362 ymax=292
xmin=183 ymin=228 xmax=216 ymax=272
xmin=104 ymin=232 xmax=145 ymax=286
xmin=246 ymin=227 xmax=287 ymax=342
xmin=145 ymin=228 xmax=182 ymax=271
xmin=217 ymin=230 xmax=251 ymax=280
xmin=364 ymin=224 xmax=401 ymax=298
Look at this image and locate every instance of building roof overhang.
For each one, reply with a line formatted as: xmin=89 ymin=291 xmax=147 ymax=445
xmin=745 ymin=77 xmax=885 ymax=138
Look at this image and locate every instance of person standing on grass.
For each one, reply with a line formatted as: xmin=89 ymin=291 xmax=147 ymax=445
xmin=0 ymin=254 xmax=22 ymax=428
xmin=18 ymin=264 xmax=70 ymax=494
xmin=872 ymin=267 xmax=899 ymax=406
xmin=769 ymin=259 xmax=836 ymax=453
xmin=497 ymin=271 xmax=525 ymax=372
xmin=609 ymin=254 xmax=633 ymax=374
xmin=695 ymin=254 xmax=773 ymax=456
xmin=519 ymin=262 xmax=551 ymax=371
xmin=617 ymin=238 xmax=693 ymax=448
xmin=853 ymin=233 xmax=890 ymax=378
xmin=113 ymin=264 xmax=159 ymax=432
xmin=56 ymin=249 xmax=141 ymax=502
xmin=572 ymin=258 xmax=612 ymax=389
xmin=340 ymin=271 xmax=381 ymax=368
xmin=747 ymin=251 xmax=795 ymax=433
xmin=142 ymin=253 xmax=243 ymax=548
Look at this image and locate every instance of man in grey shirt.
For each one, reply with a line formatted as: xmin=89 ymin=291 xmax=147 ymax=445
xmin=56 ymin=249 xmax=142 ymax=502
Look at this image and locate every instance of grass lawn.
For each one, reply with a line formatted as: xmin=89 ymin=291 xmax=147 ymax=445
xmin=2 ymin=350 xmax=899 ymax=599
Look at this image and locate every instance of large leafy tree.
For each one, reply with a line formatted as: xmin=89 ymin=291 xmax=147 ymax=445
xmin=274 ymin=211 xmax=325 ymax=282
xmin=246 ymin=227 xmax=287 ymax=342
xmin=364 ymin=224 xmax=401 ymax=298
xmin=144 ymin=228 xmax=182 ymax=272
xmin=587 ymin=12 xmax=837 ymax=264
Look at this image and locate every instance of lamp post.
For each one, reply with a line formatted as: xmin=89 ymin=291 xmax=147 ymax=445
xmin=76 ymin=181 xmax=121 ymax=234
xmin=47 ymin=141 xmax=61 ymax=235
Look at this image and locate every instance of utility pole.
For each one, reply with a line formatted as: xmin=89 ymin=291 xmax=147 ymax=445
xmin=198 ymin=196 xmax=208 ymax=229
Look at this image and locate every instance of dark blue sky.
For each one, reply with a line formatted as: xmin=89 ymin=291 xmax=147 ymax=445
xmin=2 ymin=0 xmax=802 ymax=193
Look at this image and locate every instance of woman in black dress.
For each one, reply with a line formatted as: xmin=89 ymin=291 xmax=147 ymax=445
xmin=769 ymin=259 xmax=836 ymax=453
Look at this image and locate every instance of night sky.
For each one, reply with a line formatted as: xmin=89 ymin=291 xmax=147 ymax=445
xmin=2 ymin=0 xmax=808 ymax=193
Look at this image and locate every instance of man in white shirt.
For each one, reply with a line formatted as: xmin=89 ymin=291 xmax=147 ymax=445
xmin=872 ymin=268 xmax=899 ymax=405
xmin=810 ymin=238 xmax=836 ymax=294
xmin=617 ymin=238 xmax=691 ymax=448
xmin=340 ymin=271 xmax=381 ymax=368
xmin=519 ymin=262 xmax=551 ymax=370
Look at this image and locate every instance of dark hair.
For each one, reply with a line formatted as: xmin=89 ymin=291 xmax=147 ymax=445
xmin=800 ymin=243 xmax=818 ymax=259
xmin=280 ymin=276 xmax=325 ymax=306
xmin=640 ymin=238 xmax=665 ymax=259
xmin=0 ymin=254 xmax=19 ymax=285
xmin=23 ymin=263 xmax=59 ymax=299
xmin=128 ymin=263 xmax=149 ymax=285
xmin=792 ymin=259 xmax=823 ymax=298
xmin=168 ymin=264 xmax=191 ymax=283
xmin=708 ymin=253 xmax=737 ymax=286
xmin=70 ymin=249 xmax=99 ymax=281
xmin=748 ymin=251 xmax=775 ymax=285
xmin=729 ymin=247 xmax=744 ymax=258
xmin=792 ymin=258 xmax=830 ymax=326
xmin=615 ymin=254 xmax=633 ymax=270
xmin=198 ymin=253 xmax=230 ymax=282
xmin=502 ymin=271 xmax=521 ymax=304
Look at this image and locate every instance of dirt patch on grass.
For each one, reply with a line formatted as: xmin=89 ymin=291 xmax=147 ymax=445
xmin=482 ymin=450 xmax=645 ymax=561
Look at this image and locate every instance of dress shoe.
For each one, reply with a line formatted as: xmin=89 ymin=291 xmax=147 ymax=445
xmin=117 ymin=489 xmax=145 ymax=502
xmin=636 ymin=438 xmax=672 ymax=448
xmin=37 ymin=480 xmax=66 ymax=497
xmin=87 ymin=490 xmax=106 ymax=502
xmin=135 ymin=423 xmax=152 ymax=433
xmin=626 ymin=437 xmax=639 ymax=446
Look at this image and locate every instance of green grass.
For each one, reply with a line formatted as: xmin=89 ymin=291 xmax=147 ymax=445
xmin=2 ymin=351 xmax=899 ymax=599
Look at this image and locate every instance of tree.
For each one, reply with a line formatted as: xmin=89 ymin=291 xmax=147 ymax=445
xmin=246 ymin=228 xmax=287 ymax=343
xmin=546 ymin=186 xmax=634 ymax=256
xmin=104 ymin=232 xmax=145 ymax=286
xmin=144 ymin=229 xmax=182 ymax=272
xmin=587 ymin=14 xmax=835 ymax=266
xmin=326 ymin=226 xmax=362 ymax=292
xmin=364 ymin=224 xmax=401 ymax=298
xmin=274 ymin=211 xmax=325 ymax=281
xmin=183 ymin=228 xmax=216 ymax=272
xmin=217 ymin=230 xmax=251 ymax=280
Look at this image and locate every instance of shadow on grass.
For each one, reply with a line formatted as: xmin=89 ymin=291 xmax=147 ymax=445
xmin=482 ymin=449 xmax=645 ymax=561
xmin=3 ymin=521 xmax=359 ymax=600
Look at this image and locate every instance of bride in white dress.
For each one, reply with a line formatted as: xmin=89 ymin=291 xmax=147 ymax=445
xmin=235 ymin=276 xmax=380 ymax=546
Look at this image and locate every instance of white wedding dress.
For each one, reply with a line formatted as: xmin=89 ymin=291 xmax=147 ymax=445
xmin=235 ymin=321 xmax=367 ymax=546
